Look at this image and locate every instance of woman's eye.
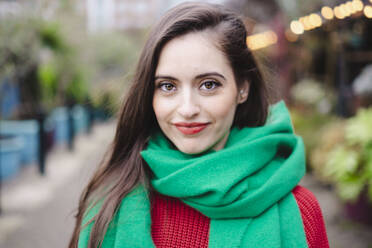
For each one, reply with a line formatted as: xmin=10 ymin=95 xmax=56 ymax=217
xmin=200 ymin=80 xmax=220 ymax=91
xmin=159 ymin=82 xmax=176 ymax=92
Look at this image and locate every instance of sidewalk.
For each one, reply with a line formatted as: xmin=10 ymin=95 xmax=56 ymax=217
xmin=301 ymin=175 xmax=372 ymax=248
xmin=0 ymin=121 xmax=116 ymax=248
xmin=0 ymin=121 xmax=371 ymax=248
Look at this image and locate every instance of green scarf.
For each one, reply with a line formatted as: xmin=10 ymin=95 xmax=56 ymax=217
xmin=79 ymin=101 xmax=308 ymax=248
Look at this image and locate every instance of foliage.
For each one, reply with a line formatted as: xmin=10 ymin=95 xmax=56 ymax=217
xmin=290 ymin=78 xmax=335 ymax=114
xmin=38 ymin=62 xmax=59 ymax=108
xmin=0 ymin=5 xmax=146 ymax=119
xmin=85 ymin=30 xmax=144 ymax=83
xmin=38 ymin=21 xmax=68 ymax=53
xmin=0 ymin=14 xmax=91 ymax=115
xmin=82 ymin=31 xmax=145 ymax=117
xmin=311 ymin=107 xmax=372 ymax=203
xmin=0 ymin=16 xmax=44 ymax=118
xmin=65 ymin=69 xmax=88 ymax=104
xmin=291 ymin=78 xmax=324 ymax=105
xmin=309 ymin=120 xmax=345 ymax=184
xmin=291 ymin=108 xmax=336 ymax=168
xmin=37 ymin=35 xmax=88 ymax=109
xmin=90 ymin=78 xmax=125 ymax=118
xmin=0 ymin=16 xmax=41 ymax=85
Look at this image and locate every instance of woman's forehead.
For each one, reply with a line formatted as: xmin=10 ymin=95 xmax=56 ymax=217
xmin=155 ymin=32 xmax=233 ymax=80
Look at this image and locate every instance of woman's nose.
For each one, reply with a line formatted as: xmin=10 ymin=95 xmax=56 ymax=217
xmin=177 ymin=90 xmax=200 ymax=119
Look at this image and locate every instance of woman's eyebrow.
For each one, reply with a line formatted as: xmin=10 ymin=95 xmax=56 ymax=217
xmin=195 ymin=72 xmax=226 ymax=80
xmin=154 ymin=75 xmax=178 ymax=81
xmin=155 ymin=72 xmax=226 ymax=81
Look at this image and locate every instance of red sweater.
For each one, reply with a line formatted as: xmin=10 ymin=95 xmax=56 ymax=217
xmin=151 ymin=185 xmax=329 ymax=248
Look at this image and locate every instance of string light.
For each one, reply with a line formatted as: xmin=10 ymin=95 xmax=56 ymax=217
xmin=351 ymin=0 xmax=364 ymax=12
xmin=299 ymin=16 xmax=312 ymax=30
xmin=290 ymin=20 xmax=304 ymax=34
xmin=321 ymin=6 xmax=334 ymax=19
xmin=246 ymin=31 xmax=278 ymax=50
xmin=334 ymin=6 xmax=346 ymax=19
xmin=364 ymin=5 xmax=372 ymax=18
xmin=247 ymin=0 xmax=371 ymax=50
xmin=309 ymin=13 xmax=322 ymax=27
xmin=346 ymin=1 xmax=355 ymax=14
xmin=340 ymin=3 xmax=351 ymax=16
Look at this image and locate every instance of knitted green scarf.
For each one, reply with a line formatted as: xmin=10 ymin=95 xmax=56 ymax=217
xmin=79 ymin=101 xmax=308 ymax=248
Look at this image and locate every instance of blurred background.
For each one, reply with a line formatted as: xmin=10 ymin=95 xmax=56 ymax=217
xmin=0 ymin=0 xmax=371 ymax=247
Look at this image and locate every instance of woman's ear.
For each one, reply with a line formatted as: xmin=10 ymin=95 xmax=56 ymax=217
xmin=238 ymin=81 xmax=250 ymax=104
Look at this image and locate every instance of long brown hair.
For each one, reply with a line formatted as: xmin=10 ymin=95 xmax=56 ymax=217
xmin=69 ymin=2 xmax=270 ymax=248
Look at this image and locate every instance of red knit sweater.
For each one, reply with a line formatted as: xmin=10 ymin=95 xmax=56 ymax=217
xmin=151 ymin=185 xmax=329 ymax=248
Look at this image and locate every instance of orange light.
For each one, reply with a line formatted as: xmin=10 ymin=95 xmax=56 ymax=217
xmin=285 ymin=29 xmax=298 ymax=42
xmin=321 ymin=6 xmax=334 ymax=19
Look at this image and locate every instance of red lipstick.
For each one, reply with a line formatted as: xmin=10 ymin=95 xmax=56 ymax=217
xmin=174 ymin=122 xmax=209 ymax=135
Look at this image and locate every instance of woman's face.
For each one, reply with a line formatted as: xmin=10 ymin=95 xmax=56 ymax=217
xmin=153 ymin=31 xmax=248 ymax=154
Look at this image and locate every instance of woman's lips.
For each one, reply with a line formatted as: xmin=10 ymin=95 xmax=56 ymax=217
xmin=174 ymin=122 xmax=209 ymax=135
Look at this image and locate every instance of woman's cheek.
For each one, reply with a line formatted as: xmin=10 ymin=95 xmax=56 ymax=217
xmin=153 ymin=96 xmax=174 ymax=121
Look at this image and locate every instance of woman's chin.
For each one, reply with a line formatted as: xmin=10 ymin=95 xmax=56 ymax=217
xmin=175 ymin=143 xmax=209 ymax=155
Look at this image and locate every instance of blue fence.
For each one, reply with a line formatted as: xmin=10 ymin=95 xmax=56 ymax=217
xmin=0 ymin=105 xmax=93 ymax=181
xmin=0 ymin=120 xmax=39 ymax=166
xmin=0 ymin=135 xmax=23 ymax=180
xmin=50 ymin=107 xmax=69 ymax=145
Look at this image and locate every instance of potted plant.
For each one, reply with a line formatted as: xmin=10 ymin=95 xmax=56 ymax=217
xmin=290 ymin=78 xmax=336 ymax=169
xmin=311 ymin=107 xmax=372 ymax=224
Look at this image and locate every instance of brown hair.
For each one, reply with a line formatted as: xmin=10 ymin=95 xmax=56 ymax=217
xmin=69 ymin=2 xmax=270 ymax=248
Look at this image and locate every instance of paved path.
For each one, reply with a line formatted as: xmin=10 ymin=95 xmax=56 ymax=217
xmin=0 ymin=121 xmax=372 ymax=248
xmin=0 ymin=121 xmax=116 ymax=248
xmin=301 ymin=175 xmax=372 ymax=248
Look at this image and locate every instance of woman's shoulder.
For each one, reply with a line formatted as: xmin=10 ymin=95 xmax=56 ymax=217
xmin=292 ymin=185 xmax=329 ymax=248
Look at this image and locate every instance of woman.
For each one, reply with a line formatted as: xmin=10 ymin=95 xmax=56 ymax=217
xmin=69 ymin=2 xmax=329 ymax=248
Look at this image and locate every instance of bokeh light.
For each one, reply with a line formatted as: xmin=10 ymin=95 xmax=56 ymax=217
xmin=321 ymin=6 xmax=334 ymax=20
xmin=285 ymin=29 xmax=299 ymax=42
xmin=334 ymin=6 xmax=346 ymax=19
xmin=352 ymin=0 xmax=364 ymax=12
xmin=290 ymin=20 xmax=305 ymax=34
xmin=309 ymin=13 xmax=322 ymax=27
xmin=364 ymin=5 xmax=372 ymax=18
xmin=246 ymin=31 xmax=278 ymax=50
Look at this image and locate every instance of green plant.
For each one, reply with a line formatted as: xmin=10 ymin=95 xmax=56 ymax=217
xmin=0 ymin=14 xmax=92 ymax=115
xmin=38 ymin=62 xmax=59 ymax=107
xmin=290 ymin=78 xmax=335 ymax=115
xmin=65 ymin=69 xmax=88 ymax=104
xmin=291 ymin=108 xmax=336 ymax=168
xmin=314 ymin=107 xmax=372 ymax=203
xmin=291 ymin=78 xmax=325 ymax=106
xmin=91 ymin=86 xmax=121 ymax=118
xmin=309 ymin=120 xmax=345 ymax=182
xmin=38 ymin=21 xmax=68 ymax=53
